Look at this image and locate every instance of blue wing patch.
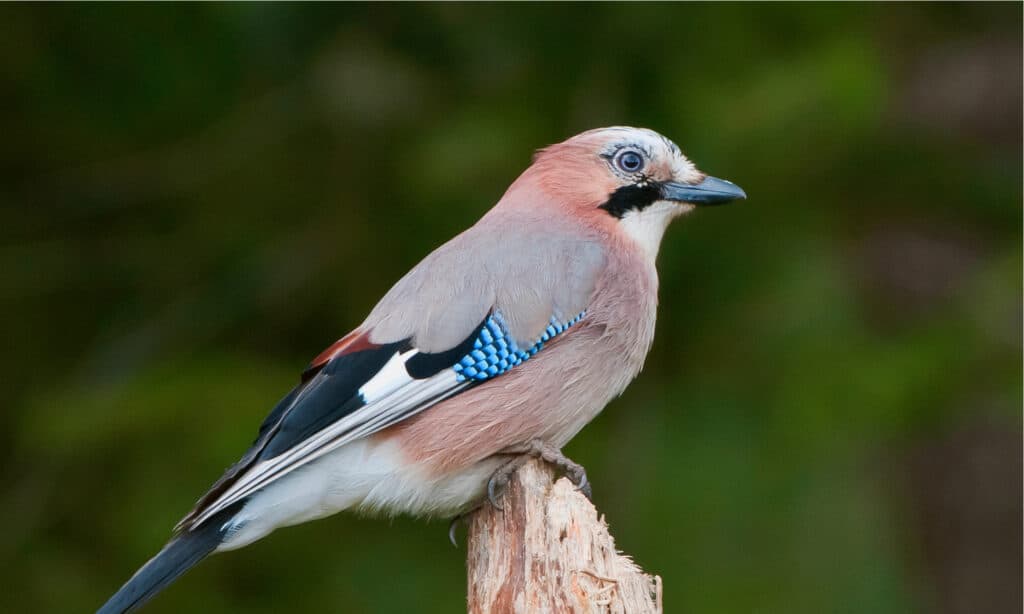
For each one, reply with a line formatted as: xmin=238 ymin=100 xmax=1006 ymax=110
xmin=453 ymin=310 xmax=586 ymax=382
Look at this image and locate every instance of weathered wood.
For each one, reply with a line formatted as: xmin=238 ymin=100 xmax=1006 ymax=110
xmin=466 ymin=459 xmax=662 ymax=614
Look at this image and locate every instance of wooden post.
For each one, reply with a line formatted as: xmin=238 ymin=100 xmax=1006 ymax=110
xmin=466 ymin=459 xmax=662 ymax=614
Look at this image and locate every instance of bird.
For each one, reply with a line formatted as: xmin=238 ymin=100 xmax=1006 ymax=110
xmin=97 ymin=126 xmax=745 ymax=613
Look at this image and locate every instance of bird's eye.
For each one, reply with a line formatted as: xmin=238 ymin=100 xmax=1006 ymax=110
xmin=615 ymin=150 xmax=644 ymax=173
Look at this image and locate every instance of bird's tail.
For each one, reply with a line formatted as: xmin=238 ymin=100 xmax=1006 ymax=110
xmin=96 ymin=507 xmax=237 ymax=614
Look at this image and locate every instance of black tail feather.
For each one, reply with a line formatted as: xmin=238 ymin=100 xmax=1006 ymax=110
xmin=97 ymin=507 xmax=238 ymax=614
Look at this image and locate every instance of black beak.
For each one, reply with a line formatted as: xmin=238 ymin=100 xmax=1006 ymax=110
xmin=660 ymin=176 xmax=746 ymax=206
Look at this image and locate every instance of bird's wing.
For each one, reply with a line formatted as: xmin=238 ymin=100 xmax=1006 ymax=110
xmin=364 ymin=212 xmax=606 ymax=351
xmin=179 ymin=221 xmax=605 ymax=530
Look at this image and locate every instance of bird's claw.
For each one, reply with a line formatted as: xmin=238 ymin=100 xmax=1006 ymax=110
xmin=573 ymin=470 xmax=592 ymax=500
xmin=448 ymin=515 xmax=461 ymax=547
xmin=487 ymin=474 xmax=505 ymax=511
xmin=555 ymin=454 xmax=591 ymax=500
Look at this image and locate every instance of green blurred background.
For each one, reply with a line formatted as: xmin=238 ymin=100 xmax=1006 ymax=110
xmin=2 ymin=4 xmax=1020 ymax=613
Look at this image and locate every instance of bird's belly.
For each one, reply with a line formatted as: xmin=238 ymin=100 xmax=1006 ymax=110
xmin=217 ymin=438 xmax=502 ymax=551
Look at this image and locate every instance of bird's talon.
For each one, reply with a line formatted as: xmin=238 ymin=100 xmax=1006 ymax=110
xmin=448 ymin=516 xmax=460 ymax=547
xmin=486 ymin=476 xmax=505 ymax=511
xmin=575 ymin=472 xmax=592 ymax=500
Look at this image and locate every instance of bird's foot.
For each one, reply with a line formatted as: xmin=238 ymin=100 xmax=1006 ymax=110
xmin=486 ymin=455 xmax=529 ymax=511
xmin=485 ymin=438 xmax=591 ymax=511
xmin=523 ymin=439 xmax=592 ymax=500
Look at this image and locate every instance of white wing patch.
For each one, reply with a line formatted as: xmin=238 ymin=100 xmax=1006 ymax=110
xmin=358 ymin=349 xmax=418 ymax=402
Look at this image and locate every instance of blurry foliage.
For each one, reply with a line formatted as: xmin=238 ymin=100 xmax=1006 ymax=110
xmin=0 ymin=4 xmax=1020 ymax=614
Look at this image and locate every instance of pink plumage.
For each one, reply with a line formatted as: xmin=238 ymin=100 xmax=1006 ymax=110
xmin=97 ymin=126 xmax=745 ymax=614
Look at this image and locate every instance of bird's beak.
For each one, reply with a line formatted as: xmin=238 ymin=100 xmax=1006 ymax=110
xmin=660 ymin=176 xmax=746 ymax=206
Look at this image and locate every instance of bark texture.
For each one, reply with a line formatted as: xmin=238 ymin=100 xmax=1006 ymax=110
xmin=466 ymin=459 xmax=662 ymax=614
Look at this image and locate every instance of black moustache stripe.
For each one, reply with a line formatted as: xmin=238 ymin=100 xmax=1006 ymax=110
xmin=599 ymin=182 xmax=662 ymax=219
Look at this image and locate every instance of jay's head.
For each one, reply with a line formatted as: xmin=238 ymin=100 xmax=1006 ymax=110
xmin=523 ymin=126 xmax=745 ymax=255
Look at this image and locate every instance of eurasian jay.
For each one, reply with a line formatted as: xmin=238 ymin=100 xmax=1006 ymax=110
xmin=97 ymin=126 xmax=745 ymax=613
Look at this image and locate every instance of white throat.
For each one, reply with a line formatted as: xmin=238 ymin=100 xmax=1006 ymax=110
xmin=618 ymin=200 xmax=690 ymax=259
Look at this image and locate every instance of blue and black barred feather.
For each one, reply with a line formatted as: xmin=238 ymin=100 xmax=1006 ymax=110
xmin=453 ymin=310 xmax=586 ymax=382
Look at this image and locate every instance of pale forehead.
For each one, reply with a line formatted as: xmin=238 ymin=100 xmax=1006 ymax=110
xmin=574 ymin=126 xmax=696 ymax=177
xmin=589 ymin=126 xmax=680 ymax=156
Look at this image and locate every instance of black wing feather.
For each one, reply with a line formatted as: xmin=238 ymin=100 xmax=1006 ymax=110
xmin=259 ymin=340 xmax=404 ymax=459
xmin=178 ymin=340 xmax=405 ymax=529
xmin=179 ymin=320 xmax=487 ymax=531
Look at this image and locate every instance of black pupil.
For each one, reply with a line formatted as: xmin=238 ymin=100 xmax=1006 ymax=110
xmin=620 ymin=152 xmax=641 ymax=171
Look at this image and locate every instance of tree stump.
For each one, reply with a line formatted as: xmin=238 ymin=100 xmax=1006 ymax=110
xmin=466 ymin=459 xmax=662 ymax=613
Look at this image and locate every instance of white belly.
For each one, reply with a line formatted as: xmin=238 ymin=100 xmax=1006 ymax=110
xmin=217 ymin=438 xmax=503 ymax=551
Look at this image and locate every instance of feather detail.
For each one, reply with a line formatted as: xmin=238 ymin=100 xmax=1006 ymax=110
xmin=303 ymin=329 xmax=377 ymax=381
xmin=187 ymin=368 xmax=469 ymax=528
xmin=363 ymin=218 xmax=604 ymax=352
xmin=180 ymin=308 xmax=586 ymax=530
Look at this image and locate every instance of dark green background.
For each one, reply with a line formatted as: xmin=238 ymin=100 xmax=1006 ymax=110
xmin=2 ymin=4 xmax=1020 ymax=613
